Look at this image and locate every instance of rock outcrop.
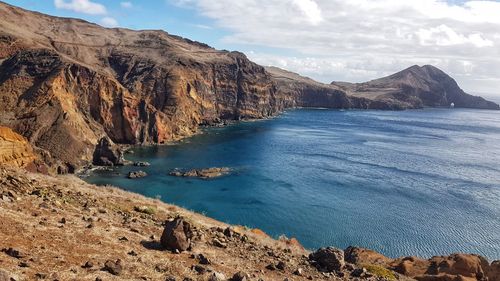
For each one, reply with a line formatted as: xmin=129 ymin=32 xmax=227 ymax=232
xmin=0 ymin=2 xmax=498 ymax=172
xmin=345 ymin=247 xmax=500 ymax=281
xmin=169 ymin=167 xmax=231 ymax=179
xmin=0 ymin=126 xmax=36 ymax=168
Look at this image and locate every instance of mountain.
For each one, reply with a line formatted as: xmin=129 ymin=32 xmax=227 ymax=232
xmin=0 ymin=2 xmax=498 ymax=172
xmin=331 ymin=65 xmax=499 ymax=110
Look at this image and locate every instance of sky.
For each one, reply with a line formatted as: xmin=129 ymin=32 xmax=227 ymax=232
xmin=4 ymin=0 xmax=500 ymax=95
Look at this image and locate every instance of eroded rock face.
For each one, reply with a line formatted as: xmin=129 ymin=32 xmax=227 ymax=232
xmin=93 ymin=137 xmax=124 ymax=166
xmin=160 ymin=217 xmax=193 ymax=252
xmin=0 ymin=126 xmax=37 ymax=168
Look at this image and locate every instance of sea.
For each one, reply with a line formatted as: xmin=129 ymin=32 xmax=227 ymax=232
xmin=86 ymin=108 xmax=500 ymax=260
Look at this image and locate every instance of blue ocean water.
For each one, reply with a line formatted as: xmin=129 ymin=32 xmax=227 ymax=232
xmin=86 ymin=108 xmax=500 ymax=260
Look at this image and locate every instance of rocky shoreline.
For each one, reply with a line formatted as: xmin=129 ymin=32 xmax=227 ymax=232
xmin=1 ymin=166 xmax=498 ymax=281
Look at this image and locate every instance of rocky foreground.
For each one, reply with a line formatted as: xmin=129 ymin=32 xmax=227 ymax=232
xmin=1 ymin=167 xmax=499 ymax=281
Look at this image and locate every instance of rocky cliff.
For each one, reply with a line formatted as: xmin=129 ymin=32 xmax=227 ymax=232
xmin=0 ymin=2 xmax=498 ymax=172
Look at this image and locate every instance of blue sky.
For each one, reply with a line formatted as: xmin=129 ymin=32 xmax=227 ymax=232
xmin=4 ymin=0 xmax=500 ymax=94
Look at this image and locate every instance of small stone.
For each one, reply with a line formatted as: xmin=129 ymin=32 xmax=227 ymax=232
xmin=128 ymin=250 xmax=138 ymax=256
xmin=82 ymin=261 xmax=94 ymax=269
xmin=2 ymin=248 xmax=26 ymax=259
xmin=192 ymin=265 xmax=206 ymax=274
xmin=276 ymin=261 xmax=286 ymax=270
xmin=294 ymin=268 xmax=303 ymax=276
xmin=208 ymin=272 xmax=226 ymax=281
xmin=119 ymin=236 xmax=129 ymax=241
xmin=231 ymin=271 xmax=249 ymax=281
xmin=266 ymin=264 xmax=276 ymax=271
xmin=103 ymin=259 xmax=122 ymax=275
xmin=223 ymin=227 xmax=233 ymax=238
xmin=212 ymin=238 xmax=227 ymax=248
xmin=197 ymin=254 xmax=211 ymax=265
xmin=59 ymin=218 xmax=66 ymax=224
xmin=19 ymin=261 xmax=29 ymax=268
xmin=34 ymin=272 xmax=47 ymax=279
xmin=165 ymin=276 xmax=177 ymax=281
xmin=351 ymin=267 xmax=367 ymax=277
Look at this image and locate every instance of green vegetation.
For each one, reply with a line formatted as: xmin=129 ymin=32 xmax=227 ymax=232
xmin=361 ymin=264 xmax=396 ymax=280
xmin=134 ymin=205 xmax=156 ymax=215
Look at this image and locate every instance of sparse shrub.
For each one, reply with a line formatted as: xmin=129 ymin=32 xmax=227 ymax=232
xmin=134 ymin=205 xmax=156 ymax=215
xmin=361 ymin=264 xmax=396 ymax=280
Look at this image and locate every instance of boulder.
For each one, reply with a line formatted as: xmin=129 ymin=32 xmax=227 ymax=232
xmin=488 ymin=260 xmax=500 ymax=281
xmin=309 ymin=247 xmax=345 ymax=272
xmin=93 ymin=137 xmax=124 ymax=166
xmin=344 ymin=246 xmax=391 ymax=265
xmin=231 ymin=271 xmax=249 ymax=281
xmin=103 ymin=259 xmax=122 ymax=275
xmin=160 ymin=217 xmax=193 ymax=252
xmin=127 ymin=171 xmax=147 ymax=179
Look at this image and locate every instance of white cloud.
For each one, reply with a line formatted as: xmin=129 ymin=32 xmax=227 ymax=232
xmin=54 ymin=0 xmax=107 ymax=15
xmin=416 ymin=25 xmax=494 ymax=48
xmin=120 ymin=1 xmax=133 ymax=8
xmin=173 ymin=0 xmax=500 ymax=93
xmin=292 ymin=0 xmax=323 ymax=25
xmin=100 ymin=17 xmax=119 ymax=28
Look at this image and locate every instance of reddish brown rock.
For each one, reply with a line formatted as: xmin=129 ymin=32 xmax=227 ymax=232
xmin=160 ymin=217 xmax=193 ymax=252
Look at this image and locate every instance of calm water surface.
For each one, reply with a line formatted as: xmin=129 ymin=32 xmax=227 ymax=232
xmin=86 ymin=108 xmax=500 ymax=260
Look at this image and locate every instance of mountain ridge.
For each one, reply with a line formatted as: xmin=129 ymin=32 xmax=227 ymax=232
xmin=0 ymin=1 xmax=498 ymax=173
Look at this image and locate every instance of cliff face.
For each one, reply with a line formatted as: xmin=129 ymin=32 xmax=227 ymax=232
xmin=0 ymin=2 xmax=498 ymax=171
xmin=0 ymin=3 xmax=281 ymax=171
xmin=0 ymin=126 xmax=36 ymax=168
xmin=331 ymin=65 xmax=500 ymax=110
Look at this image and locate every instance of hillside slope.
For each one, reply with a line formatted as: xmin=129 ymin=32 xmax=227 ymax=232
xmin=331 ymin=65 xmax=499 ymax=110
xmin=1 ymin=166 xmax=499 ymax=281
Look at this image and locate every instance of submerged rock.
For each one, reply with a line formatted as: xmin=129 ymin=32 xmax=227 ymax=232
xmin=127 ymin=170 xmax=147 ymax=179
xmin=134 ymin=161 xmax=151 ymax=167
xmin=169 ymin=167 xmax=231 ymax=179
xmin=160 ymin=217 xmax=193 ymax=252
